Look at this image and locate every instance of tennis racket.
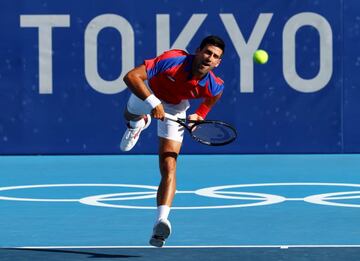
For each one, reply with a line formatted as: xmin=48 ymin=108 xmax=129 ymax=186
xmin=164 ymin=113 xmax=237 ymax=146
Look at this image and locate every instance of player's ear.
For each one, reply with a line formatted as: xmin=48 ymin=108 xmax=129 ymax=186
xmin=214 ymin=58 xmax=222 ymax=67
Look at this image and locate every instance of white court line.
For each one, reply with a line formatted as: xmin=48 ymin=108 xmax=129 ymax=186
xmin=13 ymin=245 xmax=360 ymax=249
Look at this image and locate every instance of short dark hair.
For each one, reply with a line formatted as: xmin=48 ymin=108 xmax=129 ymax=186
xmin=199 ymin=35 xmax=225 ymax=54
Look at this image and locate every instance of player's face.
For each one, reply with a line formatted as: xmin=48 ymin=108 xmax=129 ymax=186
xmin=192 ymin=44 xmax=223 ymax=77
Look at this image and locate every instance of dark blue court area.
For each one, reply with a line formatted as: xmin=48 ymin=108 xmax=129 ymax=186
xmin=1 ymin=154 xmax=360 ymax=260
xmin=3 ymin=246 xmax=360 ymax=261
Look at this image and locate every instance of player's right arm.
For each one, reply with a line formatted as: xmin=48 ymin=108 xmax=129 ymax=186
xmin=123 ymin=65 xmax=165 ymax=119
xmin=123 ymin=64 xmax=151 ymax=100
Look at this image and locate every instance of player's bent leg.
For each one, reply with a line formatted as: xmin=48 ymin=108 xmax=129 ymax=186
xmin=120 ymin=113 xmax=151 ymax=151
xmin=120 ymin=93 xmax=154 ymax=151
xmin=120 ymin=109 xmax=151 ymax=152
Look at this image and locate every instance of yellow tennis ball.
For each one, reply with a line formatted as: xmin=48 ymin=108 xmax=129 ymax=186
xmin=253 ymin=49 xmax=269 ymax=64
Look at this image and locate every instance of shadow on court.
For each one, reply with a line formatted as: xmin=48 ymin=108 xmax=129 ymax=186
xmin=2 ymin=247 xmax=360 ymax=261
xmin=1 ymin=248 xmax=141 ymax=260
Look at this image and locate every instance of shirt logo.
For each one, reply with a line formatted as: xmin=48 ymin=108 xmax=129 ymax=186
xmin=191 ymin=88 xmax=199 ymax=97
xmin=166 ymin=75 xmax=176 ymax=82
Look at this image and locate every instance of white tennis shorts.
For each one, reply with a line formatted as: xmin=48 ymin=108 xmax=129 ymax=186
xmin=126 ymin=93 xmax=190 ymax=142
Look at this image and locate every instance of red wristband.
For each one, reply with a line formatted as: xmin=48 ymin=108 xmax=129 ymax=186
xmin=195 ymin=103 xmax=210 ymax=119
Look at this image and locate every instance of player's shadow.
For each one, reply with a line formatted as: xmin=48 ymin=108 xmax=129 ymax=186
xmin=4 ymin=248 xmax=141 ymax=259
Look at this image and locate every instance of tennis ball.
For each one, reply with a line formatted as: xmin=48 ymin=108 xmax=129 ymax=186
xmin=253 ymin=49 xmax=269 ymax=64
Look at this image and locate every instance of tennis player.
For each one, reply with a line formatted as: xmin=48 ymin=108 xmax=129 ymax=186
xmin=120 ymin=35 xmax=225 ymax=247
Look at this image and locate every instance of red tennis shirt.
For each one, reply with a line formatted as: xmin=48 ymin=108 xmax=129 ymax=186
xmin=144 ymin=49 xmax=224 ymax=105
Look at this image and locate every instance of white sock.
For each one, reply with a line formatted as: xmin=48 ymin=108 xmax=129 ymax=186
xmin=156 ymin=205 xmax=170 ymax=222
xmin=129 ymin=118 xmax=144 ymax=128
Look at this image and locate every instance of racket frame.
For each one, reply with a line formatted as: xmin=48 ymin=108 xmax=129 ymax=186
xmin=164 ymin=113 xmax=237 ymax=146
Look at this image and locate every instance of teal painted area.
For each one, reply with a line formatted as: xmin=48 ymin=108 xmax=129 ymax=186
xmin=0 ymin=154 xmax=359 ymax=247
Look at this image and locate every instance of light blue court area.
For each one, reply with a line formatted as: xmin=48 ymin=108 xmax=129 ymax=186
xmin=1 ymin=154 xmax=360 ymax=260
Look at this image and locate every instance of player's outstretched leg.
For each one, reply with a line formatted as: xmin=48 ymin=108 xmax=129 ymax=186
xmin=149 ymin=219 xmax=172 ymax=247
xmin=120 ymin=114 xmax=151 ymax=151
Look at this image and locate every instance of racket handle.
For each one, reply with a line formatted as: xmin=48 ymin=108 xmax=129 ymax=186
xmin=164 ymin=113 xmax=178 ymax=121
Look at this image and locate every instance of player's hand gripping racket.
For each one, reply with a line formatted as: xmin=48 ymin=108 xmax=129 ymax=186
xmin=164 ymin=113 xmax=237 ymax=146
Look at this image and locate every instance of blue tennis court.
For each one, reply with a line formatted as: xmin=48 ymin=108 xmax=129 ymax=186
xmin=2 ymin=0 xmax=360 ymax=260
xmin=1 ymin=154 xmax=360 ymax=260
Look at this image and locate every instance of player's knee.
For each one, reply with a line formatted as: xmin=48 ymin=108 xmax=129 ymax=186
xmin=160 ymin=160 xmax=176 ymax=174
xmin=160 ymin=152 xmax=178 ymax=174
xmin=124 ymin=108 xmax=142 ymax=122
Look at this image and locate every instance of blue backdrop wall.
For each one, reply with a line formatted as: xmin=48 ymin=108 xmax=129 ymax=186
xmin=0 ymin=0 xmax=359 ymax=154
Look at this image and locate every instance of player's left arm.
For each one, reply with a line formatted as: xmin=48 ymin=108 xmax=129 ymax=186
xmin=188 ymin=91 xmax=223 ymax=121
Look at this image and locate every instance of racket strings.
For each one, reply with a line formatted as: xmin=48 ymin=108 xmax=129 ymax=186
xmin=190 ymin=122 xmax=236 ymax=145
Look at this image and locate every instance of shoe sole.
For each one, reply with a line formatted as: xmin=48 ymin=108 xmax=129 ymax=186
xmin=149 ymin=221 xmax=171 ymax=247
xmin=149 ymin=237 xmax=165 ymax=247
xmin=155 ymin=221 xmax=171 ymax=238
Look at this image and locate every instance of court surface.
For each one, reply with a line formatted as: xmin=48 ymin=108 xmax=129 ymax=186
xmin=0 ymin=154 xmax=360 ymax=260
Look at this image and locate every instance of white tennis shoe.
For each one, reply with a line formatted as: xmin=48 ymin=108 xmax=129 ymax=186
xmin=120 ymin=115 xmax=151 ymax=151
xmin=149 ymin=219 xmax=172 ymax=247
